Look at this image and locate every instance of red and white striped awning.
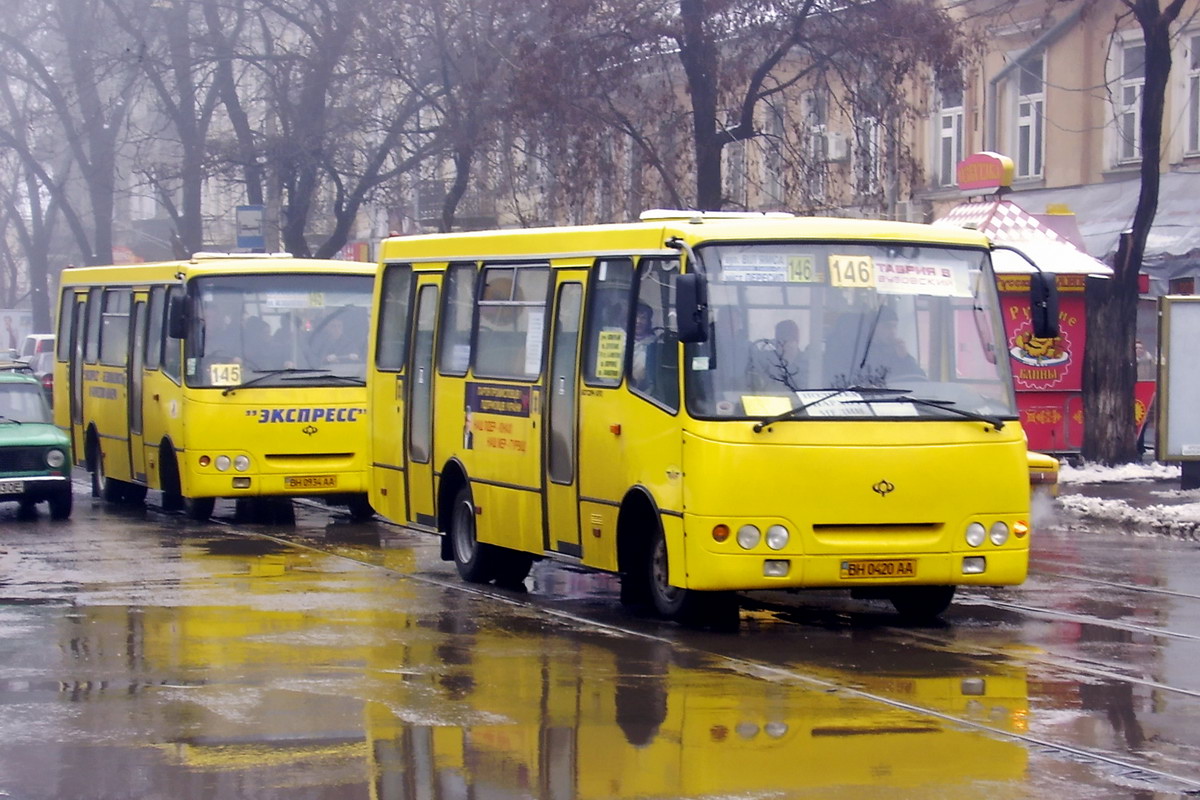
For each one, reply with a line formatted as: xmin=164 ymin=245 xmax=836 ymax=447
xmin=934 ymin=199 xmax=1071 ymax=244
xmin=936 ymin=199 xmax=1111 ymax=276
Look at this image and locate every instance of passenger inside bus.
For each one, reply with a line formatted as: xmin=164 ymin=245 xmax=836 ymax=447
xmin=630 ymin=302 xmax=657 ymax=391
xmin=310 ymin=313 xmax=364 ymax=365
xmin=824 ymin=305 xmax=923 ymax=387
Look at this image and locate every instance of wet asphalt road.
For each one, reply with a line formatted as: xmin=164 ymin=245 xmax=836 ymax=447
xmin=2 ymin=476 xmax=1199 ymax=799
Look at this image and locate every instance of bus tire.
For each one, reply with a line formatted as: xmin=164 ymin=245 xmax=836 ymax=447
xmin=492 ymin=549 xmax=534 ymax=589
xmin=347 ymin=495 xmax=375 ymax=521
xmin=889 ymin=586 xmax=955 ymax=622
xmin=646 ymin=526 xmax=739 ymax=630
xmin=48 ymin=486 xmax=73 ymax=520
xmin=89 ymin=436 xmax=124 ymax=503
xmin=159 ymin=444 xmax=184 ymax=511
xmin=449 ymin=486 xmax=497 ymax=584
xmin=184 ymin=496 xmax=216 ymax=522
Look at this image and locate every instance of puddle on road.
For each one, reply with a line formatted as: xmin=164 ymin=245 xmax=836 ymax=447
xmin=0 ymin=515 xmax=1189 ymax=799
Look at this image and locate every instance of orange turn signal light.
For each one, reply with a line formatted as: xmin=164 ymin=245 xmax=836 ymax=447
xmin=198 ymin=455 xmax=211 ymax=467
xmin=712 ymin=524 xmax=730 ymax=542
xmin=1013 ymin=520 xmax=1029 ymax=538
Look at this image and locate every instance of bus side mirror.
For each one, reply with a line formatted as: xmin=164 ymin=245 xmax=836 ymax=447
xmin=1030 ymin=272 xmax=1059 ymax=339
xmin=675 ymin=273 xmax=708 ymax=344
xmin=167 ymin=294 xmax=189 ymax=340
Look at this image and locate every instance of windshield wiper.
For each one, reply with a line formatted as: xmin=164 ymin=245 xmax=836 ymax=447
xmin=282 ymin=372 xmax=365 ymax=385
xmin=221 ymin=368 xmax=331 ymax=396
xmin=751 ymin=386 xmax=911 ymax=433
xmin=868 ymin=396 xmax=1005 ymax=430
xmin=0 ymin=414 xmax=22 ymax=425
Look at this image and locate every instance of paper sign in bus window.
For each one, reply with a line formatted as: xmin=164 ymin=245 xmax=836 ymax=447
xmin=596 ymin=328 xmax=627 ymax=379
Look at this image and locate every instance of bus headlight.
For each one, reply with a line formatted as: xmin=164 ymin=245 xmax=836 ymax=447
xmin=736 ymin=525 xmax=761 ymax=550
xmin=989 ymin=522 xmax=1010 ymax=546
xmin=234 ymin=455 xmax=250 ymax=472
xmin=965 ymin=522 xmax=986 ymax=547
xmin=765 ymin=525 xmax=789 ymax=550
xmin=764 ymin=722 xmax=789 ymax=739
xmin=215 ymin=455 xmax=232 ymax=472
xmin=46 ymin=448 xmax=66 ymax=468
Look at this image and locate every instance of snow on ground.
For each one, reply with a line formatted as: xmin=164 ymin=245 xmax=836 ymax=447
xmin=1054 ymin=460 xmax=1200 ymax=539
xmin=1056 ymin=494 xmax=1200 ymax=539
xmin=1058 ymin=460 xmax=1181 ymax=484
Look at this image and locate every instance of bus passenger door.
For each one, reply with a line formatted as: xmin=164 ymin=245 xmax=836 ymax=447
xmin=127 ymin=296 xmax=149 ymax=483
xmin=406 ymin=281 xmax=439 ymax=527
xmin=543 ymin=276 xmax=584 ymax=554
xmin=67 ymin=293 xmax=89 ymax=464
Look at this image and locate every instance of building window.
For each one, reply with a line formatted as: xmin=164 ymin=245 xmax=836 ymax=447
xmin=1188 ymin=34 xmax=1200 ymax=153
xmin=1015 ymin=55 xmax=1044 ymax=178
xmin=855 ymin=116 xmax=882 ymax=196
xmin=1116 ymin=41 xmax=1145 ymax=163
xmin=938 ymin=84 xmax=964 ymax=187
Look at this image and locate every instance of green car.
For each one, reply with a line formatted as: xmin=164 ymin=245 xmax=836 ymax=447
xmin=1 ymin=362 xmax=73 ymax=519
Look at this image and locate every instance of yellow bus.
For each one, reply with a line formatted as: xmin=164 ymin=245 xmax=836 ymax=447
xmin=54 ymin=253 xmax=376 ymax=520
xmin=366 ymin=211 xmax=1058 ymax=625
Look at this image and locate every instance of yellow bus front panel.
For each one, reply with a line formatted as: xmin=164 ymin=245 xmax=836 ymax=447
xmin=678 ymin=422 xmax=1030 ymax=591
xmin=176 ymin=389 xmax=369 ymax=498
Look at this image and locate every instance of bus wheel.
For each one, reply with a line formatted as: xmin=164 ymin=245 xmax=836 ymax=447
xmin=90 ymin=441 xmax=124 ymax=503
xmin=48 ymin=486 xmax=73 ymax=520
xmin=492 ymin=550 xmax=534 ymax=589
xmin=449 ymin=486 xmax=496 ymax=584
xmin=889 ymin=586 xmax=955 ymax=622
xmin=347 ymin=495 xmax=375 ymax=522
xmin=184 ymin=496 xmax=216 ymax=522
xmin=646 ymin=527 xmax=739 ymax=630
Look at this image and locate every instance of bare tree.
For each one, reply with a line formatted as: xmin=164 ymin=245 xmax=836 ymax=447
xmin=0 ymin=0 xmax=141 ymax=266
xmin=1082 ymin=0 xmax=1187 ymax=465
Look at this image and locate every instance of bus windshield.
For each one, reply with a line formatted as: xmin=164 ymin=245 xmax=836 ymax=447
xmin=685 ymin=242 xmax=1017 ymax=421
xmin=185 ymin=273 xmax=373 ymax=389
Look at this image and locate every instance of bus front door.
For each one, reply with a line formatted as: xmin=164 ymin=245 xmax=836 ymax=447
xmin=405 ymin=280 xmax=440 ymax=528
xmin=127 ymin=296 xmax=148 ymax=483
xmin=543 ymin=276 xmax=584 ymax=555
xmin=67 ymin=293 xmax=88 ymax=465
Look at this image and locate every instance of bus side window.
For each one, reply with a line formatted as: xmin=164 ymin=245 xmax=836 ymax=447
xmin=146 ymin=287 xmax=165 ymax=371
xmin=84 ymin=288 xmax=102 ymax=364
xmin=99 ymin=289 xmax=131 ymax=367
xmin=582 ymin=258 xmax=634 ymax=387
xmin=375 ymin=264 xmax=413 ymax=372
xmin=161 ymin=286 xmax=183 ymax=383
xmin=56 ymin=292 xmax=72 ymax=361
xmin=438 ymin=262 xmax=475 ymax=376
xmin=631 ymin=257 xmax=679 ymax=411
xmin=474 ymin=264 xmax=549 ymax=381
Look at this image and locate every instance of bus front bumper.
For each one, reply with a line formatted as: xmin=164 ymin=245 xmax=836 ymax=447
xmin=680 ymin=544 xmax=1029 ymax=591
xmin=185 ymin=471 xmax=367 ymax=498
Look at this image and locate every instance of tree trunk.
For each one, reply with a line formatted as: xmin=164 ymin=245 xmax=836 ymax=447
xmin=1082 ymin=234 xmax=1139 ymax=464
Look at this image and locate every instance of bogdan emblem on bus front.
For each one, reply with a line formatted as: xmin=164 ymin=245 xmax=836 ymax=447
xmin=247 ymin=407 xmax=367 ymax=423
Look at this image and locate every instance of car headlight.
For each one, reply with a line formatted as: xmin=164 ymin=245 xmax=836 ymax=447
xmin=46 ymin=448 xmax=66 ymax=468
xmin=965 ymin=522 xmax=986 ymax=547
xmin=215 ymin=455 xmax=232 ymax=471
xmin=234 ymin=455 xmax=250 ymax=472
xmin=989 ymin=521 xmax=1010 ymax=546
